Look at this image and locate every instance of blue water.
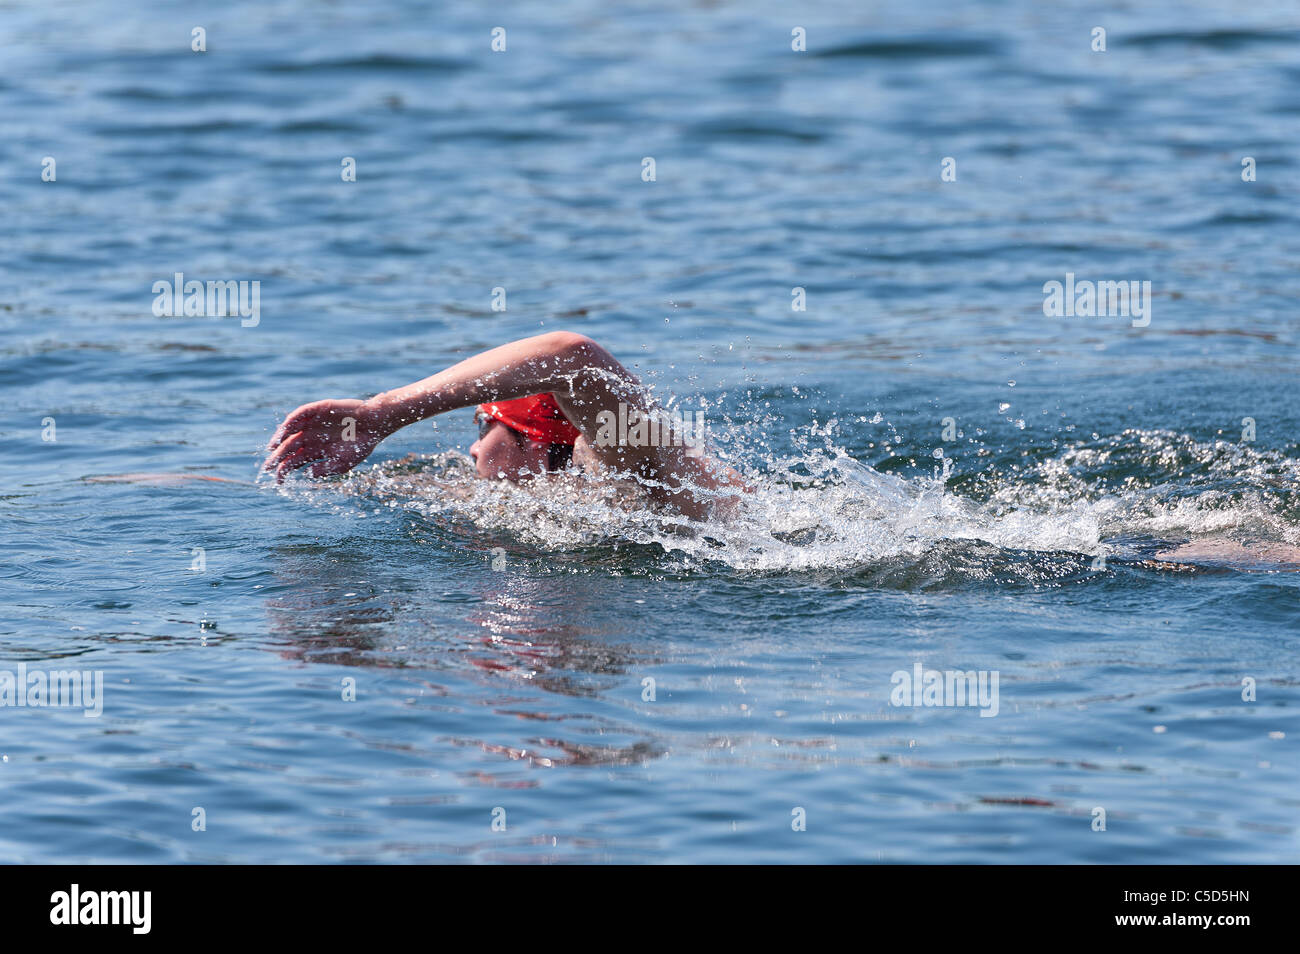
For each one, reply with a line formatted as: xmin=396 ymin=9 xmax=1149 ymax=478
xmin=2 ymin=0 xmax=1298 ymax=863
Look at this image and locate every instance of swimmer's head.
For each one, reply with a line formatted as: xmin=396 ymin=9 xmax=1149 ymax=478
xmin=470 ymin=394 xmax=577 ymax=479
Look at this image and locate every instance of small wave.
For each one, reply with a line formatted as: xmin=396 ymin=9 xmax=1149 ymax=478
xmin=683 ymin=119 xmax=826 ymax=143
xmin=274 ymin=119 xmax=369 ymax=134
xmin=815 ymin=36 xmax=1003 ymax=60
xmin=257 ymin=53 xmax=470 ymax=74
xmin=1125 ymin=29 xmax=1300 ymax=50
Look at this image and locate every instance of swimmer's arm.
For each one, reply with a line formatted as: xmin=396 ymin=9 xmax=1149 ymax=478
xmin=361 ymin=331 xmax=644 ymax=436
xmin=267 ymin=332 xmax=646 ymax=479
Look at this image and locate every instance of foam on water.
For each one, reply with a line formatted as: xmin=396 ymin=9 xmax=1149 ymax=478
xmin=279 ymin=423 xmax=1300 ymax=580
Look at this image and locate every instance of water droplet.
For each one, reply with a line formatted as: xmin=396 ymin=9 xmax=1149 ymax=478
xmin=1153 ymin=725 xmax=1167 ymax=734
xmin=1007 ymin=380 xmax=1016 ymax=387
xmin=998 ymin=402 xmax=1011 ymax=413
xmin=932 ymin=448 xmax=944 ymax=458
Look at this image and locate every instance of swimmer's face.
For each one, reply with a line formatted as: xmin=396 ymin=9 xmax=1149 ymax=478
xmin=470 ymin=413 xmax=549 ymax=480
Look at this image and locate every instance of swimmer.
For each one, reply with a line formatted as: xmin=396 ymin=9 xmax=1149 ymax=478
xmin=262 ymin=331 xmax=749 ymax=519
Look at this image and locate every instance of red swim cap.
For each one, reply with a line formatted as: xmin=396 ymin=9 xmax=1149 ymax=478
xmin=477 ymin=393 xmax=581 ymax=445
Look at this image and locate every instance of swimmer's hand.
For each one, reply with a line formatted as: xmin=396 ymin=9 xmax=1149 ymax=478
xmin=264 ymin=399 xmax=389 ymax=482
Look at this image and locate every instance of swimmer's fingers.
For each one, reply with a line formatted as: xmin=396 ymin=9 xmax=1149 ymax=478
xmin=266 ymin=413 xmax=297 ymax=452
xmin=272 ymin=444 xmax=355 ymax=482
xmin=264 ymin=431 xmax=309 ymax=474
xmin=275 ymin=445 xmax=322 ymax=483
xmin=282 ymin=454 xmax=353 ymax=481
xmin=267 ymin=404 xmax=319 ymax=452
xmin=268 ymin=400 xmax=344 ymax=452
xmin=266 ymin=421 xmax=286 ymax=452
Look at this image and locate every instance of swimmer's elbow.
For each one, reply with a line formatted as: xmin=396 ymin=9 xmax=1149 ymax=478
xmin=542 ymin=331 xmax=620 ymax=375
xmin=535 ymin=330 xmax=631 ymax=396
xmin=544 ymin=330 xmax=600 ymax=359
